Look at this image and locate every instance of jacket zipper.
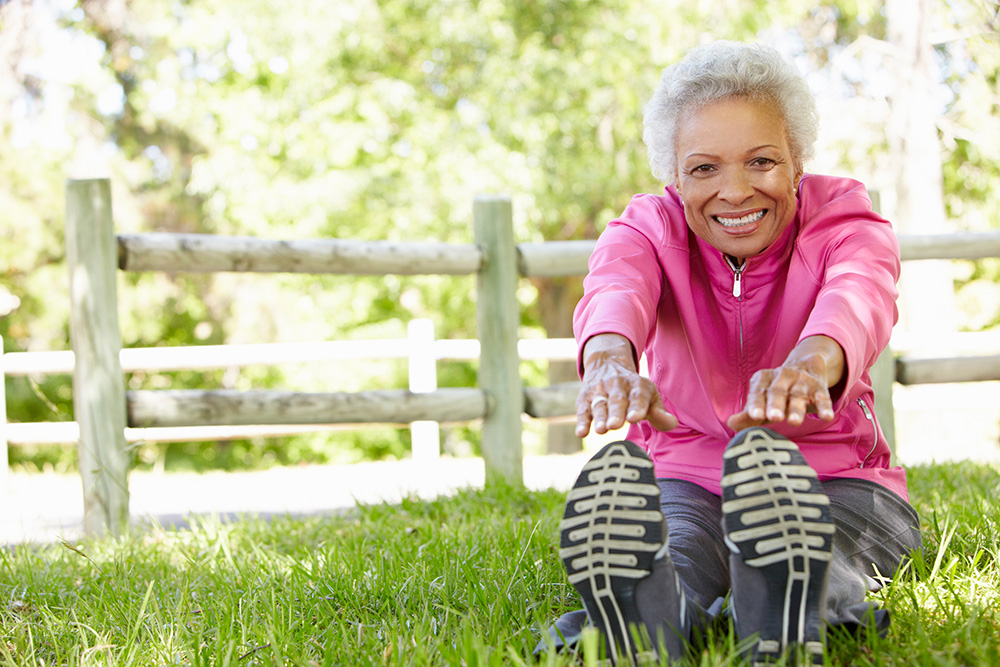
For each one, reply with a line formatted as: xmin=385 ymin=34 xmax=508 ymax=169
xmin=725 ymin=255 xmax=746 ymax=298
xmin=725 ymin=255 xmax=747 ymax=405
xmin=857 ymin=396 xmax=878 ymax=467
xmin=724 ymin=256 xmax=746 ymax=353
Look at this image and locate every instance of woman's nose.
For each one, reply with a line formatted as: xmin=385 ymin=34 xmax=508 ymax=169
xmin=718 ymin=170 xmax=754 ymax=205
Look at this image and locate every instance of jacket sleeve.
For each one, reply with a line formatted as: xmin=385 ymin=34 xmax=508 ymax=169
xmin=796 ymin=179 xmax=900 ymax=405
xmin=573 ymin=195 xmax=667 ymax=376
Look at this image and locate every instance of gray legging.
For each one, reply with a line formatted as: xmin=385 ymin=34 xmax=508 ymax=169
xmin=659 ymin=476 xmax=923 ymax=631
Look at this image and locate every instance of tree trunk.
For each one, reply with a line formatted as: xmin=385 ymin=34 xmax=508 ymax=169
xmin=886 ymin=0 xmax=957 ymax=336
xmin=534 ymin=276 xmax=584 ymax=454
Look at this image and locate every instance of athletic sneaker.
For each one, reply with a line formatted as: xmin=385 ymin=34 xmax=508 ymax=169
xmin=721 ymin=427 xmax=835 ymax=666
xmin=559 ymin=440 xmax=689 ymax=664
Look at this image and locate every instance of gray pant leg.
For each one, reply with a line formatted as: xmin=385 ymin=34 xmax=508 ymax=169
xmin=659 ymin=477 xmax=922 ymax=632
xmin=822 ymin=479 xmax=923 ymax=628
xmin=657 ymin=479 xmax=730 ymax=612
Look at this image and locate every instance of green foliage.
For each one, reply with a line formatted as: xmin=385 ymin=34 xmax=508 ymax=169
xmin=938 ymin=1 xmax=1000 ymax=331
xmin=1 ymin=0 xmax=998 ymax=470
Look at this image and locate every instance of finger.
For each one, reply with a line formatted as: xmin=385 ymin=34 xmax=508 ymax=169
xmin=785 ymin=392 xmax=811 ymax=425
xmin=813 ymin=387 xmax=834 ymax=420
xmin=764 ymin=369 xmax=801 ymax=422
xmin=626 ymin=385 xmax=653 ymax=424
xmin=628 ymin=382 xmax=678 ymax=431
xmin=589 ymin=394 xmax=611 ymax=434
xmin=765 ymin=391 xmax=789 ymax=422
xmin=647 ymin=405 xmax=679 ymax=432
xmin=744 ymin=369 xmax=775 ymax=422
xmin=604 ymin=389 xmax=630 ymax=431
xmin=745 ymin=400 xmax=767 ymax=423
xmin=575 ymin=391 xmax=598 ymax=437
xmin=727 ymin=409 xmax=768 ymax=432
xmin=784 ymin=377 xmax=815 ymax=425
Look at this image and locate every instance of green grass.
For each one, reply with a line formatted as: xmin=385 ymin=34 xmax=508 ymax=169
xmin=1 ymin=461 xmax=998 ymax=666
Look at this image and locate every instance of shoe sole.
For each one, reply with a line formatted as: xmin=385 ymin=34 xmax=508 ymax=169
xmin=559 ymin=440 xmax=665 ymax=663
xmin=722 ymin=428 xmax=834 ymax=666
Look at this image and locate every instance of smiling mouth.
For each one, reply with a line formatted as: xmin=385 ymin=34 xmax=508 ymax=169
xmin=713 ymin=210 xmax=766 ymax=228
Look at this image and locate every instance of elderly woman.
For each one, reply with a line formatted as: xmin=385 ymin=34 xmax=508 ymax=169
xmin=549 ymin=42 xmax=923 ymax=665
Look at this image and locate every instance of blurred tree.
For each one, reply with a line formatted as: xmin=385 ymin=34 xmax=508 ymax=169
xmin=1 ymin=0 xmax=81 ymax=452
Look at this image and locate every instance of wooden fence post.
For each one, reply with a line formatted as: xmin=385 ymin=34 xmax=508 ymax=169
xmin=473 ymin=196 xmax=524 ymax=485
xmin=871 ymin=345 xmax=897 ymax=461
xmin=408 ymin=318 xmax=440 ymax=460
xmin=66 ymin=178 xmax=129 ymax=536
xmin=867 ymin=190 xmax=897 ymax=460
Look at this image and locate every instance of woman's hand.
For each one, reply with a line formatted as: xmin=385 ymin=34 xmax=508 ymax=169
xmin=727 ymin=335 xmax=845 ymax=431
xmin=576 ymin=334 xmax=678 ymax=437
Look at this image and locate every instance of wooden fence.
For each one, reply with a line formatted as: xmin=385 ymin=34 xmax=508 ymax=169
xmin=4 ymin=177 xmax=1000 ymax=535
xmin=0 ymin=328 xmax=577 ymax=445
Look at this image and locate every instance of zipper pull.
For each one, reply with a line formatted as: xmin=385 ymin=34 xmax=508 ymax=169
xmin=725 ymin=255 xmax=746 ymax=298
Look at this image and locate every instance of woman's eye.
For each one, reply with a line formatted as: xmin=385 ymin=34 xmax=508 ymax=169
xmin=751 ymin=157 xmax=775 ymax=167
xmin=692 ymin=164 xmax=714 ymax=173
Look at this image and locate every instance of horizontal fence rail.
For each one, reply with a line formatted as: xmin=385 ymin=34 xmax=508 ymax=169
xmin=1 ymin=422 xmax=373 ymax=446
xmin=2 ymin=338 xmax=577 ymax=376
xmin=517 ymin=240 xmax=596 ymax=277
xmin=118 ymin=233 xmax=485 ymax=275
xmin=895 ymin=354 xmax=1000 ymax=385
xmin=127 ymin=388 xmax=492 ymax=428
xmin=118 ymin=231 xmax=1000 ymax=277
xmin=125 ymin=385 xmax=581 ymax=428
xmin=898 ymin=232 xmax=1000 ymax=261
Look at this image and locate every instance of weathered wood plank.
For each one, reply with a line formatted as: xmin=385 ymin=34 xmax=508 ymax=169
xmin=127 ymin=388 xmax=490 ymax=428
xmin=517 ymin=240 xmax=595 ymax=277
xmin=3 ymin=422 xmax=435 ymax=446
xmin=114 ymin=231 xmax=1000 ymax=279
xmin=474 ymin=196 xmax=524 ymax=484
xmin=896 ymin=354 xmax=1000 ymax=385
xmin=66 ymin=179 xmax=130 ymax=536
xmin=899 ymin=232 xmax=1000 ymax=261
xmin=118 ymin=233 xmax=484 ymax=275
xmin=524 ymin=382 xmax=580 ymax=419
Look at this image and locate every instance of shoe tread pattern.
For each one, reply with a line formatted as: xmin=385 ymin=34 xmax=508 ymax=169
xmin=559 ymin=440 xmax=664 ymax=663
xmin=722 ymin=428 xmax=833 ymax=666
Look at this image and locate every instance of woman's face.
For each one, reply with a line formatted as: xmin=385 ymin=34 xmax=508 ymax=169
xmin=674 ymin=97 xmax=802 ymax=262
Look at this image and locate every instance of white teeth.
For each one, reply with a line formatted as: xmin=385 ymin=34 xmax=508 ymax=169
xmin=714 ymin=210 xmax=766 ymax=227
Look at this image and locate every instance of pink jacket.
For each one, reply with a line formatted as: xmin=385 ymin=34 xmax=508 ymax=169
xmin=574 ymin=174 xmax=909 ymax=500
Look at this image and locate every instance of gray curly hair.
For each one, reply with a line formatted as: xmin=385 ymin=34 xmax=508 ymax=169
xmin=642 ymin=41 xmax=819 ymax=184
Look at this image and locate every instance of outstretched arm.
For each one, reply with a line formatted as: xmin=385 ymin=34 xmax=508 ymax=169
xmin=576 ymin=333 xmax=678 ymax=437
xmin=727 ymin=334 xmax=845 ymax=431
